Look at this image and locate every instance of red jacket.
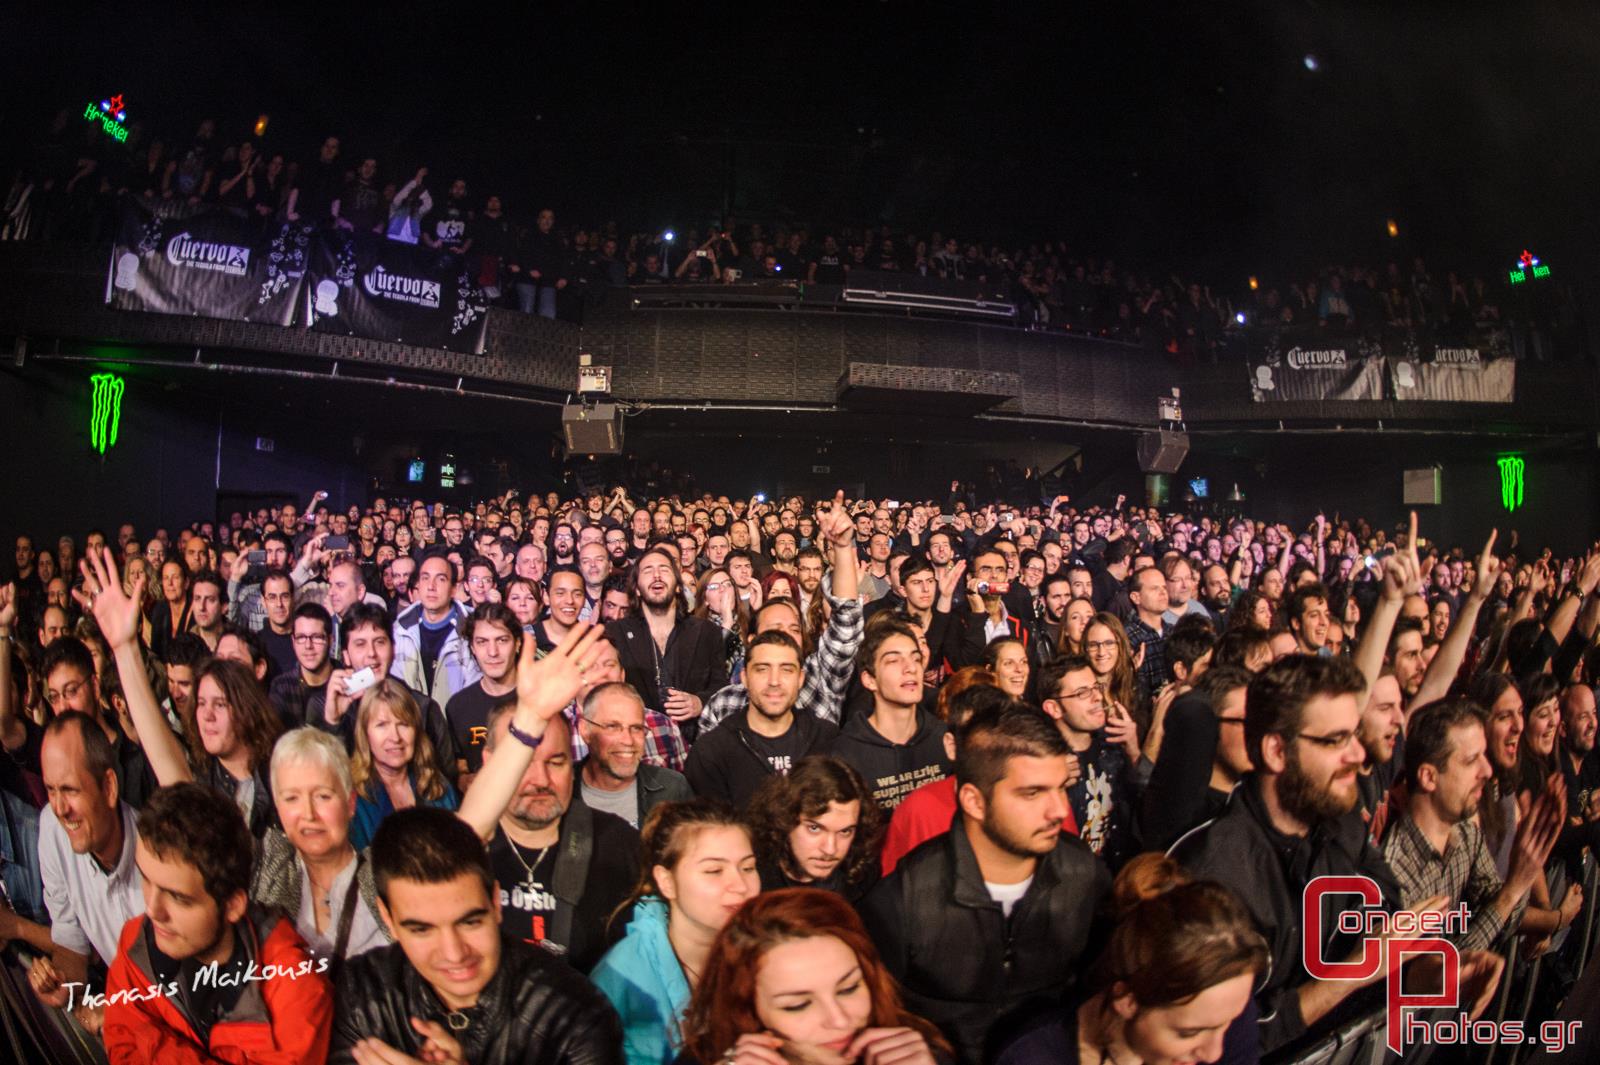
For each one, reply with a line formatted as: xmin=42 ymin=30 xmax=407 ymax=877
xmin=103 ymin=907 xmax=333 ymax=1065
xmin=880 ymin=777 xmax=1078 ymax=875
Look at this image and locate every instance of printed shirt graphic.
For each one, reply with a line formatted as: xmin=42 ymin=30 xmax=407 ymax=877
xmin=1067 ymin=733 xmax=1133 ymax=867
xmin=489 ymin=829 xmax=558 ymax=948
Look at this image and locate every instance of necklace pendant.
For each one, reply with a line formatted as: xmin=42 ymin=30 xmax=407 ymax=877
xmin=446 ymin=1010 xmax=470 ymax=1031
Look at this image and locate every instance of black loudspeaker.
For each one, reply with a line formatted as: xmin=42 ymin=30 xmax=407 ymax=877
xmin=562 ymin=403 xmax=623 ymax=455
xmin=1136 ymin=431 xmax=1189 ymax=474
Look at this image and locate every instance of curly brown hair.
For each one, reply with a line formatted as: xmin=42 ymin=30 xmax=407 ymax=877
xmin=747 ymin=756 xmax=885 ymax=891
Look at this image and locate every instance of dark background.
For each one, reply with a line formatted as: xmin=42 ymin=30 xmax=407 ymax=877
xmin=5 ymin=4 xmax=1599 ymax=288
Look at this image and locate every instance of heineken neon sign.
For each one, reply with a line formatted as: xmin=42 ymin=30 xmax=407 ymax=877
xmin=83 ymin=95 xmax=130 ymax=143
xmin=90 ymin=373 xmax=125 ymax=455
xmin=1508 ymin=250 xmax=1549 ymax=286
xmin=1496 ymin=455 xmax=1524 ymax=513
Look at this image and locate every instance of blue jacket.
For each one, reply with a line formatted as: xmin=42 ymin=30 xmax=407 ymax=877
xmin=350 ymin=773 xmax=459 ymax=852
xmin=590 ymin=897 xmax=689 ymax=1065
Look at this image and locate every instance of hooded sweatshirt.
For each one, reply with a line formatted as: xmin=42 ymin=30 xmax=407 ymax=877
xmin=828 ymin=706 xmax=951 ymax=811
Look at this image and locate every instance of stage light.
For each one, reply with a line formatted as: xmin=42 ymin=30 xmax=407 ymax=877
xmin=1303 ymin=54 xmax=1320 ymax=72
xmin=254 ymin=114 xmax=269 ymax=137
xmin=1386 ymin=219 xmax=1399 ymax=238
xmin=663 ymin=230 xmax=675 ymax=243
xmin=1248 ymin=276 xmax=1259 ymax=291
xmin=1235 ymin=312 xmax=1247 ymax=325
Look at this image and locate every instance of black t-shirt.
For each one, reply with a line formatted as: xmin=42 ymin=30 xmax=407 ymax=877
xmin=293 ymin=160 xmax=343 ymax=223
xmin=745 ymin=723 xmax=807 ymax=776
xmin=260 ymin=628 xmax=296 ymax=680
xmin=444 ymin=681 xmax=499 ymax=773
xmin=490 ymin=811 xmax=640 ymax=972
xmin=431 ymin=197 xmax=472 ymax=251
xmin=810 ymin=253 xmax=846 ymax=284
xmin=491 ymin=830 xmax=559 ymax=949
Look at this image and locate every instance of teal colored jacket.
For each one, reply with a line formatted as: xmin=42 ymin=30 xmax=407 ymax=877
xmin=590 ymin=897 xmax=690 ymax=1065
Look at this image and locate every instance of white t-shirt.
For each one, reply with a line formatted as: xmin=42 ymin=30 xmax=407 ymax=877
xmin=984 ymin=875 xmax=1034 ymax=918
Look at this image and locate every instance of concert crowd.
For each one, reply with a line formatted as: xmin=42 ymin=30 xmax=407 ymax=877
xmin=1 ymin=480 xmax=1598 ymax=1064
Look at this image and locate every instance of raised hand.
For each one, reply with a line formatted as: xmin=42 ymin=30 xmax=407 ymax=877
xmin=77 ymin=548 xmax=143 ymax=651
xmin=1469 ymin=529 xmax=1500 ymax=601
xmin=936 ymin=559 xmax=968 ymax=604
xmin=0 ymin=582 xmax=15 ymax=633
xmin=513 ymin=619 xmax=604 ymax=727
xmin=815 ymin=490 xmax=854 ymax=547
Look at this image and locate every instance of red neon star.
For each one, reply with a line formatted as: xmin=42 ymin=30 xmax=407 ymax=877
xmin=1518 ymin=249 xmax=1535 ymax=268
xmin=108 ymin=94 xmax=125 ymax=115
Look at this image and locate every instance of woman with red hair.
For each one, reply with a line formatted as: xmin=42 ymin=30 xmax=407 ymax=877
xmin=679 ymin=888 xmax=947 ymax=1065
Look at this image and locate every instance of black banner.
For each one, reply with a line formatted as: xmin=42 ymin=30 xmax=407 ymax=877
xmin=1389 ymin=349 xmax=1515 ymax=402
xmin=105 ymin=199 xmax=308 ymax=325
xmin=305 ymin=230 xmax=489 ymax=354
xmin=1248 ymin=334 xmax=1383 ymax=402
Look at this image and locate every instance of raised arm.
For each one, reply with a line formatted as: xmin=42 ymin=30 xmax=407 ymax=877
xmin=1353 ymin=513 xmax=1418 ymax=695
xmin=1412 ymin=529 xmax=1500 ymax=711
xmin=79 ymin=548 xmax=193 ymax=786
xmin=0 ymin=584 xmax=23 ymax=751
xmin=456 ymin=621 xmax=604 ymax=841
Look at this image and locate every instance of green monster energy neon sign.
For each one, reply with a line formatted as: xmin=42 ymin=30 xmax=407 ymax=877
xmin=1496 ymin=455 xmax=1525 ymax=513
xmin=90 ymin=373 xmax=125 ymax=454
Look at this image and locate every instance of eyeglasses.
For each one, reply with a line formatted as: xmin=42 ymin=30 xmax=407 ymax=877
xmin=47 ymin=680 xmax=88 ymax=705
xmin=292 ymin=633 xmax=330 ymax=646
xmin=1085 ymin=640 xmax=1118 ymax=652
xmin=1217 ymin=716 xmax=1247 ymax=728
xmin=1055 ymin=685 xmax=1102 ymax=703
xmin=1293 ymin=729 xmax=1359 ymax=750
xmin=580 ymin=715 xmax=648 ymax=739
xmin=705 ymin=581 xmax=726 ymax=592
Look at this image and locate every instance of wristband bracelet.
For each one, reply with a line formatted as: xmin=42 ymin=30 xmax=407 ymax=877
xmin=506 ymin=720 xmax=546 ymax=751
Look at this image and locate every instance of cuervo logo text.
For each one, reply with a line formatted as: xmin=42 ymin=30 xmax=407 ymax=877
xmin=165 ymin=232 xmax=250 ymax=276
xmin=363 ymin=265 xmax=441 ymax=308
xmin=1285 ymin=346 xmax=1347 ymax=370
xmin=1434 ymin=347 xmax=1482 ymax=366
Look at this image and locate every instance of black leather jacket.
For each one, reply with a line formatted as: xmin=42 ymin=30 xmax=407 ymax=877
xmin=330 ymin=934 xmax=624 ymax=1065
xmin=860 ymin=822 xmax=1110 ymax=1064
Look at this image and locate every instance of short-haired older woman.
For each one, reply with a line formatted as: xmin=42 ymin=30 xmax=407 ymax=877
xmin=252 ymin=727 xmax=389 ymax=967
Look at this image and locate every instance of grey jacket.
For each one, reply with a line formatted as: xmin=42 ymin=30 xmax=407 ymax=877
xmin=251 ymin=828 xmax=386 ymax=954
xmin=574 ymin=760 xmax=693 ymax=825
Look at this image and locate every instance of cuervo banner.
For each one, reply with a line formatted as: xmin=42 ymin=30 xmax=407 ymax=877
xmin=306 ymin=229 xmax=488 ymax=354
xmin=106 ymin=199 xmax=309 ymax=325
xmin=1249 ymin=333 xmax=1381 ymax=402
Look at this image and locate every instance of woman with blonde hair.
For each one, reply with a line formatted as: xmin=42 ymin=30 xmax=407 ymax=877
xmin=348 ymin=677 xmax=458 ymax=849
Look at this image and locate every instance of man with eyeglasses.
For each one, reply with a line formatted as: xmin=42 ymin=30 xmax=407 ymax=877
xmin=1039 ymin=655 xmax=1138 ymax=870
xmin=574 ymin=682 xmax=690 ymax=828
xmin=252 ymin=569 xmax=298 ymax=676
xmin=269 ymin=603 xmax=336 ymax=730
xmin=1170 ymin=654 xmax=1407 ymax=1054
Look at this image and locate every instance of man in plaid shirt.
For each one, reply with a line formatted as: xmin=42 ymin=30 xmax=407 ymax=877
xmin=698 ymin=494 xmax=863 ymax=732
xmin=1123 ymin=566 xmax=1171 ymax=702
xmin=1382 ymin=700 xmax=1566 ymax=952
xmin=545 ymin=632 xmax=687 ymax=770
